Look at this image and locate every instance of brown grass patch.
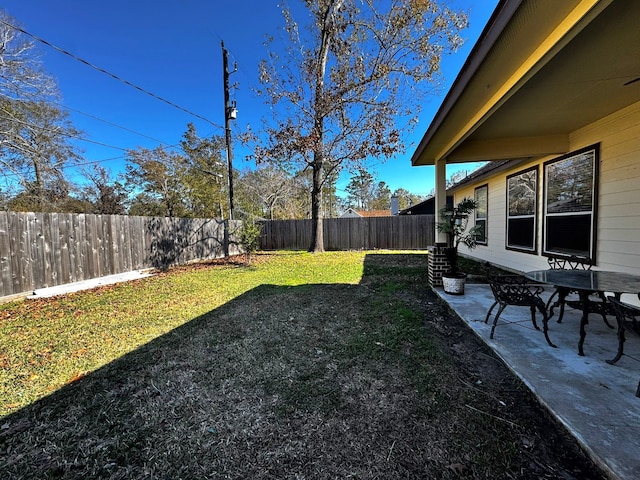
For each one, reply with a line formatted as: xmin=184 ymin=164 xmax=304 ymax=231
xmin=0 ymin=253 xmax=603 ymax=479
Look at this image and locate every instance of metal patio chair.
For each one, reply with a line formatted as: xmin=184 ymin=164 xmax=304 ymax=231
xmin=606 ymin=296 xmax=640 ymax=397
xmin=485 ymin=275 xmax=556 ymax=347
xmin=545 ymin=256 xmax=613 ymax=328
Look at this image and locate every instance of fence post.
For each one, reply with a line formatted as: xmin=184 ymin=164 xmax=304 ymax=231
xmin=223 ymin=219 xmax=230 ymax=257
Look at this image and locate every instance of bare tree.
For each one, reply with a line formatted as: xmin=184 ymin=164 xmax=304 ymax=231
xmin=255 ymin=0 xmax=467 ymax=251
xmin=239 ymin=166 xmax=296 ymax=220
xmin=0 ymin=100 xmax=81 ymax=209
xmin=0 ymin=10 xmax=56 ymax=101
xmin=0 ymin=11 xmax=82 ymax=209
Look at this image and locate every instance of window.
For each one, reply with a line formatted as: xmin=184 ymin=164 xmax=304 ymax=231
xmin=506 ymin=167 xmax=537 ymax=253
xmin=474 ymin=184 xmax=488 ymax=245
xmin=543 ymin=144 xmax=599 ymax=260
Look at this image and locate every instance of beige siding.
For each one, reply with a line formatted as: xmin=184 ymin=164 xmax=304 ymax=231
xmin=573 ymin=101 xmax=640 ymax=273
xmin=453 ymin=100 xmax=640 ymax=275
xmin=454 ymin=159 xmax=548 ymax=273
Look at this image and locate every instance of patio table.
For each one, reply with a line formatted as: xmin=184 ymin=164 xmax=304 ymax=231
xmin=525 ymin=269 xmax=640 ymax=360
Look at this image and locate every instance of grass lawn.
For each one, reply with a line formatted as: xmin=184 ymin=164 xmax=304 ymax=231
xmin=0 ymin=251 xmax=365 ymax=416
xmin=0 ymin=251 xmax=602 ymax=479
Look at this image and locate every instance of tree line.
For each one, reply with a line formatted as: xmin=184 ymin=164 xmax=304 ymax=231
xmin=1 ymin=1 xmax=467 ymax=240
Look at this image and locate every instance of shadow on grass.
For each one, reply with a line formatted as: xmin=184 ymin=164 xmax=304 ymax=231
xmin=0 ymin=253 xmax=602 ymax=479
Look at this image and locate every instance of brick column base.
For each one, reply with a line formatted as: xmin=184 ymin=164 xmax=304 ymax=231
xmin=428 ymin=244 xmax=451 ymax=288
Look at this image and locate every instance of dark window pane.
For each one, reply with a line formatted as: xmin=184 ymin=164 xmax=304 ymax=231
xmin=475 ymin=186 xmax=487 ymax=218
xmin=545 ymin=215 xmax=591 ymax=256
xmin=507 ymin=217 xmax=535 ymax=250
xmin=508 ymin=170 xmax=536 ymax=216
xmin=546 ymin=152 xmax=594 ymax=214
xmin=475 ymin=219 xmax=486 ymax=244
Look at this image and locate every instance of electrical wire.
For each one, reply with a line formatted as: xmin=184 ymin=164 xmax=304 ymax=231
xmin=1 ymin=10 xmax=251 ymax=192
xmin=51 ymin=101 xmax=171 ymax=146
xmin=0 ymin=19 xmax=225 ymax=132
xmin=0 ymin=110 xmax=192 ymax=177
xmin=0 ymin=114 xmax=129 ymax=152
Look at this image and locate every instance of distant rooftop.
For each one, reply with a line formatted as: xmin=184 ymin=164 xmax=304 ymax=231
xmin=340 ymin=208 xmax=391 ymax=218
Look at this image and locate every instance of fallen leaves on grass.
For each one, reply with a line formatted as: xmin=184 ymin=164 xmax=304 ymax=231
xmin=0 ymin=252 xmax=605 ymax=479
xmin=67 ymin=372 xmax=86 ymax=384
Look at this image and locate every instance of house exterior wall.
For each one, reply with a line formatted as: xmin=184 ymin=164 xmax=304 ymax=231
xmin=573 ymin=101 xmax=640 ymax=273
xmin=453 ymin=99 xmax=640 ymax=277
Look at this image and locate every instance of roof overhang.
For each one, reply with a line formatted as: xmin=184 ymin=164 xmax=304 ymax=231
xmin=411 ymin=0 xmax=640 ymax=166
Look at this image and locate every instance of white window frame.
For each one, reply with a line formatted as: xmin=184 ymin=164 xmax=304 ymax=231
xmin=506 ymin=166 xmax=538 ymax=253
xmin=474 ymin=184 xmax=488 ymax=245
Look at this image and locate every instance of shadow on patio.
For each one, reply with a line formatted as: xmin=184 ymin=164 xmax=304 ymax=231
xmin=435 ymin=282 xmax=640 ymax=480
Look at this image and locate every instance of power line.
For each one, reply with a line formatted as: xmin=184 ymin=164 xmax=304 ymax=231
xmin=0 ymin=109 xmax=195 ymax=175
xmin=0 ymin=19 xmax=225 ymax=132
xmin=0 ymin=114 xmax=130 ymax=152
xmin=61 ymin=156 xmax=128 ymax=178
xmin=51 ymin=101 xmax=171 ymax=146
xmin=0 ymin=103 xmax=215 ymax=174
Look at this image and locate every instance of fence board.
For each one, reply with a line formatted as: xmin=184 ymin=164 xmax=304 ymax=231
xmin=1 ymin=212 xmax=433 ymax=298
xmin=129 ymin=216 xmax=143 ymax=269
xmin=0 ymin=212 xmax=12 ymax=293
xmin=49 ymin=213 xmax=62 ymax=286
xmin=40 ymin=213 xmax=50 ymax=286
xmin=1 ymin=212 xmax=239 ymax=299
xmin=259 ymin=215 xmax=435 ymax=252
xmin=75 ymin=214 xmax=88 ymax=282
xmin=58 ymin=213 xmax=71 ymax=284
xmin=9 ymin=213 xmax=23 ymax=294
xmin=25 ymin=213 xmax=38 ymax=291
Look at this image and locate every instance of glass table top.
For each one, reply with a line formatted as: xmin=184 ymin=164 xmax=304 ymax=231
xmin=525 ymin=270 xmax=640 ymax=294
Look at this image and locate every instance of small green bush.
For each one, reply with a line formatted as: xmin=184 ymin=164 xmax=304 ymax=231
xmin=239 ymin=219 xmax=263 ymax=263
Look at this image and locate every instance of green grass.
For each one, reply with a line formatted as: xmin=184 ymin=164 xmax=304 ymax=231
xmin=0 ymin=250 xmax=399 ymax=416
xmin=0 ymin=251 xmax=603 ymax=479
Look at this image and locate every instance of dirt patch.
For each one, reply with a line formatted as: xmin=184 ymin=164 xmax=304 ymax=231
xmin=0 ymin=253 xmax=603 ymax=479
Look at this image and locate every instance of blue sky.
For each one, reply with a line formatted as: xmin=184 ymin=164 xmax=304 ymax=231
xmin=2 ymin=0 xmax=497 ymax=198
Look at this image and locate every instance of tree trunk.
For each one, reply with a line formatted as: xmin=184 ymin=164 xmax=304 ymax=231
xmin=309 ymin=158 xmax=325 ymax=253
xmin=33 ymin=159 xmax=44 ymax=211
xmin=308 ymin=0 xmax=342 ymax=253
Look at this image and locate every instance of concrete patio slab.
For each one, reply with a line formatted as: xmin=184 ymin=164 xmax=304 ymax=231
xmin=434 ymin=284 xmax=640 ymax=480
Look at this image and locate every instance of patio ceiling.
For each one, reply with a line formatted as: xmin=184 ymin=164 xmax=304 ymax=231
xmin=411 ymin=0 xmax=640 ymax=166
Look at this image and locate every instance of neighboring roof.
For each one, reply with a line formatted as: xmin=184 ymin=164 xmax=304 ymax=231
xmin=398 ymin=197 xmax=434 ymax=215
xmin=355 ymin=209 xmax=391 ymax=217
xmin=339 ymin=208 xmax=392 ymax=218
xmin=398 ymin=196 xmax=453 ymax=215
xmin=411 ymin=0 xmax=640 ymax=166
xmin=447 ymin=159 xmax=514 ymax=191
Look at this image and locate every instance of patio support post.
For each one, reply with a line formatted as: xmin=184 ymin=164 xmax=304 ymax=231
xmin=428 ymin=157 xmax=450 ymax=288
xmin=435 ymin=157 xmax=447 ymax=244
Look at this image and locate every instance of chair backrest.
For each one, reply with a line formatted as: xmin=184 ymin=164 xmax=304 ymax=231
xmin=607 ymin=296 xmax=640 ymax=328
xmin=547 ymin=255 xmax=592 ymax=271
xmin=487 ymin=275 xmax=544 ymax=305
xmin=607 ymin=297 xmax=640 ymax=398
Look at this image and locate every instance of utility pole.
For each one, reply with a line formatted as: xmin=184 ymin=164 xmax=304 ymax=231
xmin=222 ymin=41 xmax=237 ymax=220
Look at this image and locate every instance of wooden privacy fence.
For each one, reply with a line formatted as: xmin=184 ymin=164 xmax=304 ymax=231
xmin=259 ymin=215 xmax=435 ymax=251
xmin=0 ymin=211 xmax=242 ymax=299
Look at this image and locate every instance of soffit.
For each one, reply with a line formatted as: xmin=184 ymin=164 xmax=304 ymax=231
xmin=412 ymin=0 xmax=640 ymax=165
